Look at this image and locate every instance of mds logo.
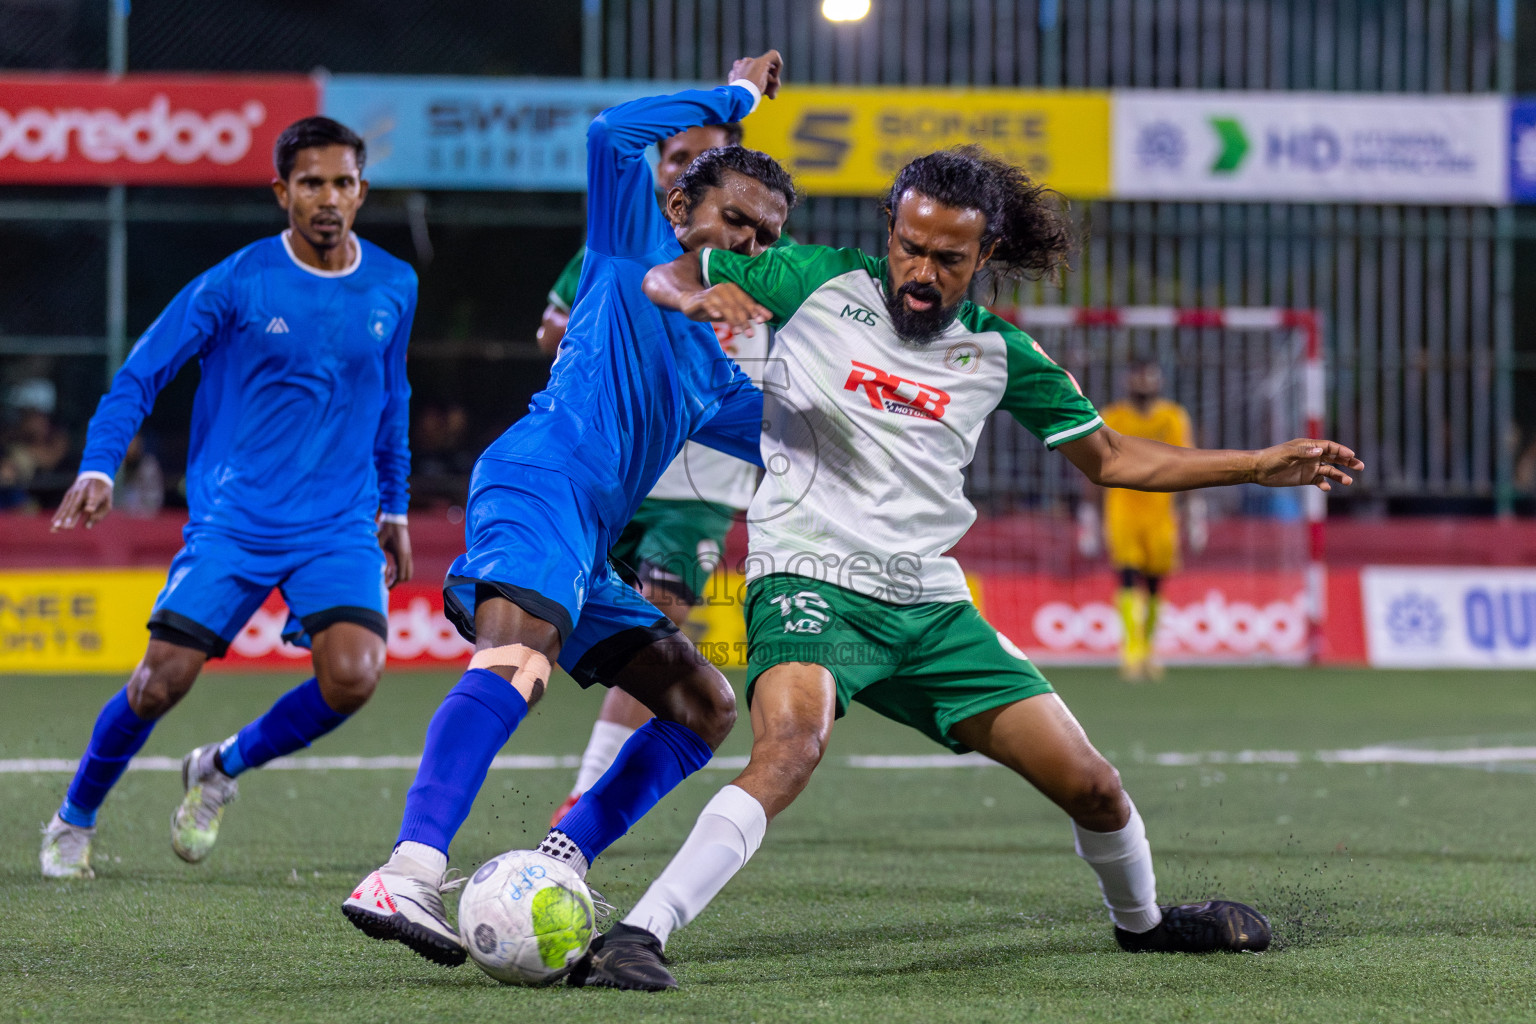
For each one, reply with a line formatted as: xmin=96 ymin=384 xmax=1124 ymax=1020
xmin=843 ymin=361 xmax=950 ymax=420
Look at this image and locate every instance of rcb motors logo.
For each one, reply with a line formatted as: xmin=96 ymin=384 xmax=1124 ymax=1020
xmin=771 ymin=590 xmax=833 ymax=634
xmin=843 ymin=361 xmax=951 ymax=420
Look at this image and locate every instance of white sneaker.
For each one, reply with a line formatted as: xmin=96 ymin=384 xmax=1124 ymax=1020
xmin=171 ymin=744 xmax=238 ymax=863
xmin=341 ymin=851 xmax=467 ymax=967
xmin=41 ymin=813 xmax=96 ymax=880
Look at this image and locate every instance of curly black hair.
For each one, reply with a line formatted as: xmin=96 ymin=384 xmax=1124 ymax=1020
xmin=273 ymin=116 xmax=366 ymax=181
xmin=880 ymin=145 xmax=1075 ymax=282
xmin=673 ymin=145 xmax=798 ymax=212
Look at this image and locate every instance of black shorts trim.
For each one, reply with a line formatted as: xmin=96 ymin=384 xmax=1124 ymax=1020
xmin=634 ymin=560 xmax=702 ymax=607
xmin=443 ymin=574 xmax=575 ymax=645
xmin=567 ymin=619 xmax=680 ymax=690
xmin=298 ymin=606 xmax=389 ymax=643
xmin=148 ymin=610 xmax=227 ymax=659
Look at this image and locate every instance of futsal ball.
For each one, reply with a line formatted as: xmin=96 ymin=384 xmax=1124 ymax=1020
xmin=457 ymin=850 xmax=596 ymax=985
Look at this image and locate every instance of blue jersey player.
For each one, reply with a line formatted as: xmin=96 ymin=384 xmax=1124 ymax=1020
xmin=342 ymin=53 xmax=792 ymax=969
xmin=40 ymin=117 xmax=416 ymax=880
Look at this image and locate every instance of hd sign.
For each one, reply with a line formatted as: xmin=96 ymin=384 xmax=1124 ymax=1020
xmin=1113 ymin=91 xmax=1508 ymax=205
xmin=1361 ymin=567 xmax=1536 ymax=669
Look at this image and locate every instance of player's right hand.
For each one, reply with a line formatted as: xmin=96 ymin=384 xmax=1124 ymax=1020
xmin=730 ymin=50 xmax=783 ymax=100
xmin=51 ymin=475 xmax=114 ymax=531
xmin=683 ymin=283 xmax=770 ymax=336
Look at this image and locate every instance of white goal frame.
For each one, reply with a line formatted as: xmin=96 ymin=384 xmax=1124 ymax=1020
xmin=999 ymin=306 xmax=1327 ymax=663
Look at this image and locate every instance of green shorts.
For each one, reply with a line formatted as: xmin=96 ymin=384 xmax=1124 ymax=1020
xmin=743 ymin=574 xmax=1054 ymax=753
xmin=609 ymin=498 xmax=736 ymax=605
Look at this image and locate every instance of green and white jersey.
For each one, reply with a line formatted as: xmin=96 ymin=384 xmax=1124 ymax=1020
xmin=702 ymin=244 xmax=1103 ymax=605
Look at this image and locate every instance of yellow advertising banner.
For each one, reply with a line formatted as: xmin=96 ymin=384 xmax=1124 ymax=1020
xmin=744 ymin=87 xmax=1111 ymax=198
xmin=1 ymin=568 xmax=162 ymax=673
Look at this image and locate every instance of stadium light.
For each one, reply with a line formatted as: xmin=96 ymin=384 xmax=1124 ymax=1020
xmin=822 ymin=0 xmax=871 ymax=22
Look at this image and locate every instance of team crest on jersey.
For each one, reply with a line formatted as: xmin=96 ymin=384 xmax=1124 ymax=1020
xmin=368 ymin=308 xmax=394 ymax=342
xmin=945 ymin=342 xmax=982 ymax=374
xmin=771 ymin=590 xmax=833 ymax=634
xmin=844 ymin=361 xmax=951 ymax=420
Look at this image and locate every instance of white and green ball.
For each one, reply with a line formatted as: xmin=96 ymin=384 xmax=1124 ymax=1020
xmin=457 ymin=850 xmax=596 ymax=985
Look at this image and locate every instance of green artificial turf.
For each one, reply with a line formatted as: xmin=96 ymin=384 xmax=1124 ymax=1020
xmin=3 ymin=667 xmax=1535 ymax=1023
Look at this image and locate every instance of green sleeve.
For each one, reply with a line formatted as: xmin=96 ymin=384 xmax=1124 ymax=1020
xmin=700 ymin=244 xmax=880 ymax=328
xmin=964 ymin=307 xmax=1104 ymax=449
xmin=547 ymin=246 xmax=587 ymax=313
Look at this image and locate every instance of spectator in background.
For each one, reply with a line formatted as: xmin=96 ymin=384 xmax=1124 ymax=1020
xmin=0 ymin=449 xmax=29 ymax=511
xmin=115 ymin=434 xmax=165 ymax=518
xmin=4 ymin=379 xmax=72 ymax=509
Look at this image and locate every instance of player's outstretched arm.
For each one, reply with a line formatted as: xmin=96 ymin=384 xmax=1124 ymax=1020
xmin=584 ymin=53 xmax=780 ymax=258
xmin=642 ymin=252 xmax=771 ymax=336
xmin=1059 ymin=426 xmax=1363 ymax=493
xmin=53 ymin=270 xmax=229 ymax=531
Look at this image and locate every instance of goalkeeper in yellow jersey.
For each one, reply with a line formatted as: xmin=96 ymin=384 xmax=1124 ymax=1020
xmin=1079 ymin=362 xmax=1204 ymax=681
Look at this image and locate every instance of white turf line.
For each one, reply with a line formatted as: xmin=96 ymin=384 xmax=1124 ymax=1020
xmin=6 ymin=746 xmax=1536 ymax=774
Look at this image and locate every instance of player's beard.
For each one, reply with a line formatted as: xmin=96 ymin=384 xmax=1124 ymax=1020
xmin=884 ymin=280 xmax=960 ymax=344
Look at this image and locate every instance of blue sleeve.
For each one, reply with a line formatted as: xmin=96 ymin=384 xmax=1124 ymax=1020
xmin=373 ymin=278 xmax=416 ymax=516
xmin=78 ymin=267 xmax=229 ymax=477
xmin=584 ymin=84 xmax=758 ymax=259
xmin=690 ymin=370 xmax=764 ymax=467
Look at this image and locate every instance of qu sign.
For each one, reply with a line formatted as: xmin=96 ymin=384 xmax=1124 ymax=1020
xmin=744 ymin=87 xmax=1111 ymax=198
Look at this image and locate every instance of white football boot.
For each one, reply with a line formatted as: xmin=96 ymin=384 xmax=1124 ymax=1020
xmin=171 ymin=744 xmax=239 ymax=863
xmin=342 ymin=848 xmax=468 ymax=967
xmin=40 ymin=813 xmax=96 ymax=880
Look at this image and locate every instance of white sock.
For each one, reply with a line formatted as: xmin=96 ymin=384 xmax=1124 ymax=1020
xmin=1072 ymin=799 xmax=1162 ymax=934
xmin=572 ymin=720 xmax=637 ymax=795
xmin=622 ymin=784 xmax=767 ymax=949
xmin=392 ymin=840 xmax=447 ymax=880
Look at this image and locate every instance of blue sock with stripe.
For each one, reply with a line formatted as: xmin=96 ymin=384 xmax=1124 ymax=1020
xmin=61 ymin=687 xmax=157 ymax=828
xmin=397 ymin=668 xmax=530 ymax=854
xmin=554 ymin=718 xmax=714 ymax=863
xmin=217 ymin=677 xmax=349 ymax=777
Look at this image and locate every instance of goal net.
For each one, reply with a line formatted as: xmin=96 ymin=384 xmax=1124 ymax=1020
xmin=963 ymin=307 xmax=1325 ymax=666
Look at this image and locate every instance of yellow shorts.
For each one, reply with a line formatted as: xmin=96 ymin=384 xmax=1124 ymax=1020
xmin=1106 ymin=512 xmax=1179 ymax=578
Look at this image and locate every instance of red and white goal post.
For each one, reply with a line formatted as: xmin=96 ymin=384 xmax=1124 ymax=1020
xmin=972 ymin=306 xmax=1327 ymax=665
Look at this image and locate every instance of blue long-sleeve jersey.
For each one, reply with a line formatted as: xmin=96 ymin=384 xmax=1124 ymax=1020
xmin=479 ymin=84 xmax=765 ymax=534
xmin=79 ymin=233 xmax=416 ymax=544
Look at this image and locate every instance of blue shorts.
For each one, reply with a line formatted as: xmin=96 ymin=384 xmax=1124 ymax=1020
xmin=150 ymin=529 xmax=389 ymax=658
xmin=443 ymin=459 xmax=677 ymax=688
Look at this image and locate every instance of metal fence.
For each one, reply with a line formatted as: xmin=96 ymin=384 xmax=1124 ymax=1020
xmin=596 ymin=0 xmax=1521 ymax=509
xmin=0 ymin=0 xmax=1529 ymax=509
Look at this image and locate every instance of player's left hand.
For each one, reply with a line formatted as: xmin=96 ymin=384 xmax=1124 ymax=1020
xmin=682 ymin=282 xmax=771 ymax=337
xmin=378 ymin=521 xmax=413 ymax=587
xmin=1252 ymin=439 xmax=1364 ymax=491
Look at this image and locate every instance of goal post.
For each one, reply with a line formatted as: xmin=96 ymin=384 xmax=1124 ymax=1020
xmin=972 ymin=306 xmax=1327 ymax=665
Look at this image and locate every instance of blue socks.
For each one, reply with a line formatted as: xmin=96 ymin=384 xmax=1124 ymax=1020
xmin=61 ymin=688 xmax=157 ymax=827
xmin=556 ymin=718 xmax=714 ymax=862
xmin=218 ymin=678 xmax=349 ymax=777
xmin=398 ymin=668 xmax=530 ymax=854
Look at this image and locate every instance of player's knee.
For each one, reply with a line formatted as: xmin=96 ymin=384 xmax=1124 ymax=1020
xmin=317 ymin=644 xmax=385 ymax=715
xmin=659 ymin=665 xmax=737 ymax=749
xmin=128 ymin=647 xmax=202 ymax=718
xmin=757 ymin=719 xmax=829 ymax=791
xmin=1066 ymin=761 xmax=1128 ymax=828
